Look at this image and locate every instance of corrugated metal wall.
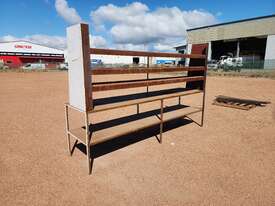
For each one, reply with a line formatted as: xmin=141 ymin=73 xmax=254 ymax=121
xmin=187 ymin=16 xmax=275 ymax=44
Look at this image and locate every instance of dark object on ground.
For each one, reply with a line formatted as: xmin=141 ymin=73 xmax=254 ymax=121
xmin=213 ymin=95 xmax=271 ymax=110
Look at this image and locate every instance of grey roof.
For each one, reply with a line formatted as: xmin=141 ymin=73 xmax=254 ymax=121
xmin=187 ymin=14 xmax=275 ymax=32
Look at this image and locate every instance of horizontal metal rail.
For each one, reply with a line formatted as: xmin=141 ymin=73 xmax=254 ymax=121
xmin=90 ymin=66 xmax=206 ymax=75
xmin=90 ymin=48 xmax=206 ymax=59
xmin=92 ymin=76 xmax=204 ymax=92
xmin=67 ymin=131 xmax=86 ymax=145
xmin=89 ymin=89 xmax=202 ymax=113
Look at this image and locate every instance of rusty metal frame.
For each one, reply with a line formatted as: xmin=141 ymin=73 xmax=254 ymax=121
xmin=160 ymin=99 xmax=164 ymax=143
xmin=64 ymin=104 xmax=71 ymax=155
xmin=65 ymin=70 xmax=207 ymax=174
xmin=92 ymin=76 xmax=204 ymax=92
xmin=200 ymin=47 xmax=208 ymax=127
xmin=84 ymin=111 xmax=91 ymax=174
xmin=64 ymin=103 xmax=92 ymax=174
xmin=90 ymin=48 xmax=206 ymax=59
xmin=90 ymin=66 xmax=205 ymax=75
xmin=65 ymin=23 xmax=208 ymax=174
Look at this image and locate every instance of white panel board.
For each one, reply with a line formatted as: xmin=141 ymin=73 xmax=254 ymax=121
xmin=67 ymin=24 xmax=91 ymax=111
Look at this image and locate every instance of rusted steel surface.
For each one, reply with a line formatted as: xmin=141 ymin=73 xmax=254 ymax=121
xmin=213 ymin=100 xmax=255 ymax=110
xmin=215 ymin=96 xmax=271 ymax=106
xmin=90 ymin=66 xmax=206 ymax=75
xmin=213 ymin=95 xmax=271 ymax=110
xmin=92 ymin=76 xmax=204 ymax=92
xmin=90 ymin=48 xmax=206 ymax=59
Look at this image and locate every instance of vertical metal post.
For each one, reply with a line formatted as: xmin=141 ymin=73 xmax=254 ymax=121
xmin=201 ymin=46 xmax=208 ymax=127
xmin=146 ymin=56 xmax=149 ymax=93
xmin=178 ymin=96 xmax=181 ymax=105
xmin=64 ymin=104 xmax=71 ymax=155
xmin=160 ymin=99 xmax=164 ymax=143
xmin=85 ymin=112 xmax=91 ymax=174
xmin=137 ymin=104 xmax=140 ymax=114
xmin=201 ymin=84 xmax=206 ymax=127
xmin=236 ymin=40 xmax=240 ymax=58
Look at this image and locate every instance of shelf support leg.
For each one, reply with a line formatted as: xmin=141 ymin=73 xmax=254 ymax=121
xmin=178 ymin=96 xmax=181 ymax=105
xmin=200 ymin=46 xmax=209 ymax=127
xmin=85 ymin=112 xmax=91 ymax=174
xmin=137 ymin=104 xmax=140 ymax=114
xmin=160 ymin=99 xmax=164 ymax=143
xmin=201 ymin=90 xmax=206 ymax=127
xmin=64 ymin=104 xmax=72 ymax=155
xmin=146 ymin=72 xmax=149 ymax=93
xmin=146 ymin=56 xmax=149 ymax=93
xmin=201 ymin=69 xmax=207 ymax=127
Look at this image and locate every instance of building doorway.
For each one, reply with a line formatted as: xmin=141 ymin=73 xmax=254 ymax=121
xmin=133 ymin=57 xmax=139 ymax=65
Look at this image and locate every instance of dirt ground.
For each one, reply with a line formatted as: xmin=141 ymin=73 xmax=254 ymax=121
xmin=0 ymin=72 xmax=275 ymax=206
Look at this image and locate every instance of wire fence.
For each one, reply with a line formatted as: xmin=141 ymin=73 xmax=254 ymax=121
xmin=240 ymin=59 xmax=275 ymax=70
xmin=208 ymin=59 xmax=275 ymax=71
xmin=207 ymin=59 xmax=275 ymax=79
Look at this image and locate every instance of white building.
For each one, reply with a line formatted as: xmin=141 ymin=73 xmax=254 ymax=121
xmin=0 ymin=40 xmax=64 ymax=68
xmin=0 ymin=40 xmax=178 ymax=68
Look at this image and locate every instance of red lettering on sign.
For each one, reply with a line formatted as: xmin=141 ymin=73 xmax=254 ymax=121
xmin=15 ymin=45 xmax=32 ymax=49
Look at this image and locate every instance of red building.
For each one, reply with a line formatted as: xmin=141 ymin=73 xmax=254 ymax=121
xmin=0 ymin=41 xmax=65 ymax=68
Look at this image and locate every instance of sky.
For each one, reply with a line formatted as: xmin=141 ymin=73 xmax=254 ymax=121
xmin=1 ymin=0 xmax=274 ymax=51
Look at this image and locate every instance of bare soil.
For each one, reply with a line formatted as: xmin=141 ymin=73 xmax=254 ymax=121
xmin=0 ymin=72 xmax=275 ymax=206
